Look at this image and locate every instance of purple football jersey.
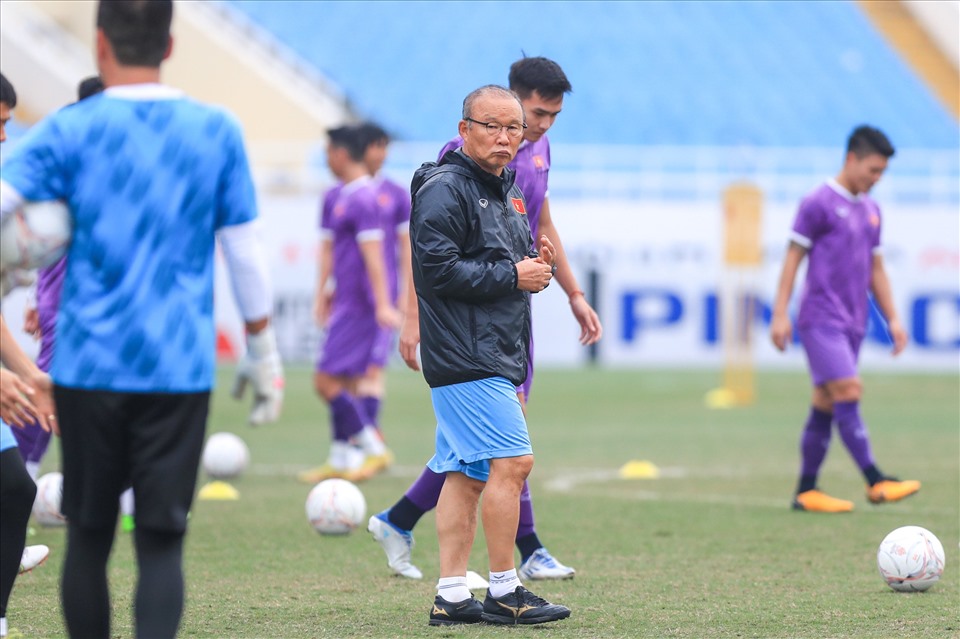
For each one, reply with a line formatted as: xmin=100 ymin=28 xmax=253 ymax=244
xmin=34 ymin=256 xmax=67 ymax=371
xmin=320 ymin=176 xmax=384 ymax=312
xmin=791 ymin=179 xmax=882 ymax=333
xmin=372 ymin=175 xmax=411 ymax=302
xmin=437 ymin=135 xmax=551 ymax=240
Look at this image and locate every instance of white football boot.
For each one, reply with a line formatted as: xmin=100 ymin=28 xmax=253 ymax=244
xmin=367 ymin=513 xmax=422 ymax=579
xmin=518 ymin=547 xmax=576 ymax=580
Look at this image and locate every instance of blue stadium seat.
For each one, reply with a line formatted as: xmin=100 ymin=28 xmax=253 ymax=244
xmin=225 ymin=0 xmax=958 ymax=149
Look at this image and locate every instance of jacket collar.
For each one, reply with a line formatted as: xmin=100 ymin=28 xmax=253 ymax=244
xmin=440 ymin=148 xmax=517 ymax=197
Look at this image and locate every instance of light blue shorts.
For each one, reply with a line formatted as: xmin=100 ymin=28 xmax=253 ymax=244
xmin=1 ymin=420 xmax=16 ymax=452
xmin=427 ymin=377 xmax=532 ymax=482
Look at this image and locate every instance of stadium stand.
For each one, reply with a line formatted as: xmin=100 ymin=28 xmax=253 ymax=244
xmin=223 ymin=0 xmax=958 ymax=149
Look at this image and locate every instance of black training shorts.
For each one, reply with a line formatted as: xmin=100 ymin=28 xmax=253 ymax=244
xmin=55 ymin=386 xmax=210 ymax=533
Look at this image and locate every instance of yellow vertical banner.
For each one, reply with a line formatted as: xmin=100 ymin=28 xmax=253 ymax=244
xmin=706 ymin=183 xmax=763 ymax=409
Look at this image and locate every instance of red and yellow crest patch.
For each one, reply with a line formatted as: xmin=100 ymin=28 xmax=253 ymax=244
xmin=511 ymin=198 xmax=526 ymax=215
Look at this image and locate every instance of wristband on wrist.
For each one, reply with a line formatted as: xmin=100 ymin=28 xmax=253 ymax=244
xmin=568 ymin=289 xmax=585 ymax=302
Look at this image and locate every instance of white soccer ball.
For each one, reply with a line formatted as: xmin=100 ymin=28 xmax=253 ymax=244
xmin=201 ymin=432 xmax=250 ymax=480
xmin=32 ymin=471 xmax=67 ymax=527
xmin=0 ymin=200 xmax=72 ymax=276
xmin=877 ymin=525 xmax=945 ymax=592
xmin=305 ymin=478 xmax=366 ymax=535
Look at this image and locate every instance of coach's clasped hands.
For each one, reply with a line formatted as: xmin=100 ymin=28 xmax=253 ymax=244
xmin=516 ymin=235 xmax=557 ymax=293
xmin=232 ymin=326 xmax=285 ymax=426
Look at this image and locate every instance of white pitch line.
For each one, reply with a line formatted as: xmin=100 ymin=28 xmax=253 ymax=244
xmin=541 ymin=467 xmax=959 ymax=516
xmin=247 ymin=463 xmax=958 ymax=517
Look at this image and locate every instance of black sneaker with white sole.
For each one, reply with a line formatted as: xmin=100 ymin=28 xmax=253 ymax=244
xmin=428 ymin=594 xmax=483 ymax=626
xmin=481 ymin=586 xmax=571 ymax=625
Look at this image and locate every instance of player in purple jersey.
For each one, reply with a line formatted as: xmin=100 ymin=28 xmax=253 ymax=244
xmin=298 ymin=125 xmax=400 ymax=484
xmin=771 ymin=125 xmax=920 ymax=514
xmin=349 ymin=122 xmax=411 ymax=437
xmin=368 ymin=57 xmax=602 ymax=582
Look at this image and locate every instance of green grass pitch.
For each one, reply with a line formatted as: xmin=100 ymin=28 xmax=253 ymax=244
xmin=10 ymin=367 xmax=959 ymax=638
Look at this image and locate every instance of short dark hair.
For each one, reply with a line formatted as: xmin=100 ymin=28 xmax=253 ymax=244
xmin=847 ymin=125 xmax=895 ymax=159
xmin=327 ymin=124 xmax=366 ymax=162
xmin=96 ymin=0 xmax=173 ymax=67
xmin=356 ymin=122 xmax=390 ymax=150
xmin=77 ymin=76 xmax=105 ymax=102
xmin=0 ymin=72 xmax=16 ymax=108
xmin=508 ymin=56 xmax=572 ymax=101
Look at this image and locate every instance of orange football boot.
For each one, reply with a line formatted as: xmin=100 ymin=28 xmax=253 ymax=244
xmin=867 ymin=479 xmax=921 ymax=504
xmin=792 ymin=489 xmax=854 ymax=513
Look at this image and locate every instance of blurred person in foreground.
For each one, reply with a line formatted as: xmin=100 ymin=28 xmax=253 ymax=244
xmin=411 ymin=84 xmax=570 ymax=626
xmin=18 ymin=75 xmax=138 ymax=533
xmin=0 ymin=2 xmax=283 ymax=636
xmin=369 ymin=55 xmax=601 ymax=584
xmin=0 ymin=69 xmax=56 ymax=639
xmin=771 ymin=124 xmax=919 ymax=514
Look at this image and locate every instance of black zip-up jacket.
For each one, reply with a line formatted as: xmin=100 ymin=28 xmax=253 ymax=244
xmin=409 ymin=149 xmax=537 ymax=389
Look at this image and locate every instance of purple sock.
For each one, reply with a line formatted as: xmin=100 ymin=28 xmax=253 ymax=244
xmin=404 ymin=466 xmax=446 ymax=511
xmin=516 ymin=481 xmax=535 ymax=539
xmin=834 ymin=400 xmax=876 ymax=471
xmin=329 ymin=392 xmax=365 ymax=441
xmin=799 ymin=407 xmax=833 ymax=479
xmin=359 ymin=396 xmax=381 ymax=430
xmin=386 ymin=467 xmax=446 ymax=532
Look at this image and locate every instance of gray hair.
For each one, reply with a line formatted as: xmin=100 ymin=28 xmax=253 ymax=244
xmin=461 ymin=84 xmax=523 ymax=120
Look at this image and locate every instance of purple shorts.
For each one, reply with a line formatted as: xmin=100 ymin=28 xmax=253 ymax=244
xmin=15 ymin=319 xmax=54 ymax=463
xmin=13 ymin=422 xmax=52 ymax=464
xmin=317 ymin=307 xmax=389 ymax=377
xmin=368 ymin=326 xmax=395 ymax=369
xmin=797 ymin=324 xmax=863 ymax=386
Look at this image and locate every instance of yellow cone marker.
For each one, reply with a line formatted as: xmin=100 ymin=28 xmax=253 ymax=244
xmin=197 ymin=480 xmax=240 ymax=501
xmin=618 ymin=460 xmax=660 ymax=479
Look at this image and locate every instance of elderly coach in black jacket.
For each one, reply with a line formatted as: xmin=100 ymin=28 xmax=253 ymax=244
xmin=408 ymin=84 xmax=572 ymax=627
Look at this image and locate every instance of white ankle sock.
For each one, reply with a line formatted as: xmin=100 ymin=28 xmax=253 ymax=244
xmin=328 ymin=441 xmax=356 ymax=470
xmin=437 ymin=576 xmax=470 ymax=603
xmin=120 ymin=487 xmax=135 ymax=516
xmin=488 ymin=568 xmax=521 ymax=598
xmin=355 ymin=426 xmax=386 ymax=456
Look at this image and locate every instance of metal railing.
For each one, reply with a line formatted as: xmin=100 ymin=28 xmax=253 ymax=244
xmin=250 ymin=141 xmax=960 ymax=205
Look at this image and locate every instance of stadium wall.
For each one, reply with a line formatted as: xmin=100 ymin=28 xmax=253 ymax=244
xmin=200 ymin=190 xmax=957 ymax=373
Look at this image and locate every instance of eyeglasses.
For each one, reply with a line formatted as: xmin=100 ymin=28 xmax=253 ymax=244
xmin=464 ymin=117 xmax=527 ymax=139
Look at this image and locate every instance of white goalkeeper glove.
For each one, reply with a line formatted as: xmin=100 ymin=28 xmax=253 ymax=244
xmin=231 ymin=326 xmax=284 ymax=426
